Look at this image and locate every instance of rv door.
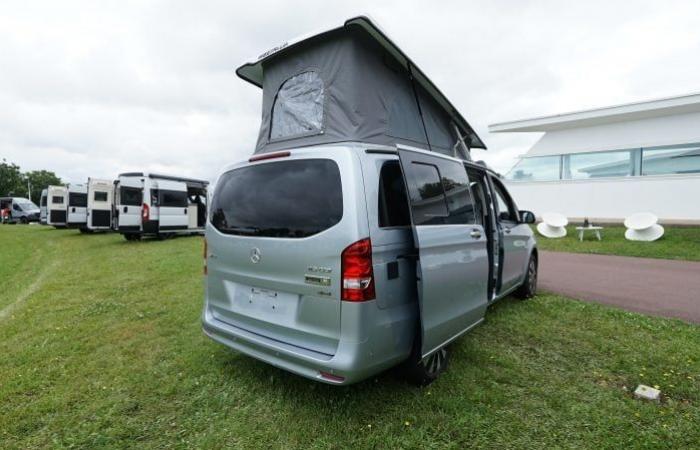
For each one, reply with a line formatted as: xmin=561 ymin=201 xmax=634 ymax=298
xmin=117 ymin=178 xmax=143 ymax=230
xmin=156 ymin=180 xmax=189 ymax=231
xmin=396 ymin=149 xmax=489 ymax=358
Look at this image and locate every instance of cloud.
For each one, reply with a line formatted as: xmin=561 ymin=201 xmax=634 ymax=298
xmin=1 ymin=0 xmax=700 ymax=182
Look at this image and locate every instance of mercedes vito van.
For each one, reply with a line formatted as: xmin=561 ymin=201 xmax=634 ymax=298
xmin=202 ymin=17 xmax=538 ymax=385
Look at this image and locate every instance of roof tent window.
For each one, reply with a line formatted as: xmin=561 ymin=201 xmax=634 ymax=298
xmin=642 ymin=144 xmax=700 ymax=176
xmin=506 ymin=156 xmax=561 ymax=181
xmin=270 ymin=71 xmax=324 ymax=140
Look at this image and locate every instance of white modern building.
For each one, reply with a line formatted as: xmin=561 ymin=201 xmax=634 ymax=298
xmin=490 ymin=93 xmax=700 ymax=224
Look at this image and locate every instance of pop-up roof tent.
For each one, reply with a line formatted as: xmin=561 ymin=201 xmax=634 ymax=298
xmin=236 ymin=16 xmax=486 ymax=160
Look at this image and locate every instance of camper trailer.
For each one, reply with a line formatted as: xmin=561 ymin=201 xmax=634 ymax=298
xmin=46 ymin=185 xmax=68 ymax=228
xmin=66 ymin=183 xmax=88 ymax=230
xmin=40 ymin=189 xmax=48 ymax=224
xmin=202 ymin=16 xmax=538 ymax=386
xmin=86 ymin=178 xmax=114 ymax=232
xmin=115 ymin=173 xmax=208 ymax=240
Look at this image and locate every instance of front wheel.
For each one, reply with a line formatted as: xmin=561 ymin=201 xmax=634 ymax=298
xmin=20 ymin=217 xmax=28 ymax=224
xmin=515 ymin=253 xmax=538 ymax=299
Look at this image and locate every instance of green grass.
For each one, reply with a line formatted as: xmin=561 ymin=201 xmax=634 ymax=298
xmin=535 ymin=225 xmax=700 ymax=261
xmin=1 ymin=226 xmax=699 ymax=449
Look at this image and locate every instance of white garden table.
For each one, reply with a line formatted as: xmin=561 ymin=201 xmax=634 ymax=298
xmin=576 ymin=226 xmax=603 ymax=242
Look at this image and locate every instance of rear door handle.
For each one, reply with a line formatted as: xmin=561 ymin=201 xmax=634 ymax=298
xmin=123 ymin=206 xmax=128 ymax=213
xmin=470 ymin=229 xmax=482 ymax=239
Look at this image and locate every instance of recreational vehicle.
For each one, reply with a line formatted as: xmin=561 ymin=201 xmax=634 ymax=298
xmin=46 ymin=185 xmax=68 ymax=228
xmin=0 ymin=197 xmax=40 ymax=223
xmin=115 ymin=173 xmax=208 ymax=240
xmin=40 ymin=189 xmax=48 ymax=224
xmin=86 ymin=178 xmax=114 ymax=232
xmin=66 ymin=183 xmax=88 ymax=230
xmin=202 ymin=16 xmax=538 ymax=386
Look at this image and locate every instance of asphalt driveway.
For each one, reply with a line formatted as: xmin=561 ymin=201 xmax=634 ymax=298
xmin=539 ymin=251 xmax=700 ymax=323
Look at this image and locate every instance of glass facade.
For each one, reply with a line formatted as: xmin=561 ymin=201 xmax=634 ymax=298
xmin=507 ymin=143 xmax=700 ymax=181
xmin=505 ymin=156 xmax=560 ymax=181
xmin=641 ymin=144 xmax=700 ymax=176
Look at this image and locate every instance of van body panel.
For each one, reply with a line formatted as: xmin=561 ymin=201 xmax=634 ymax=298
xmin=87 ymin=179 xmax=114 ymax=230
xmin=47 ymin=186 xmax=68 ymax=226
xmin=66 ymin=184 xmax=88 ymax=227
xmin=116 ymin=176 xmax=144 ymax=230
xmin=39 ymin=190 xmax=48 ymax=224
xmin=155 ymin=179 xmax=189 ymax=231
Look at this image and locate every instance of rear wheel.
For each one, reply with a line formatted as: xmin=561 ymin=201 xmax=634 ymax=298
xmin=20 ymin=217 xmax=28 ymax=224
xmin=515 ymin=253 xmax=538 ymax=299
xmin=404 ymin=344 xmax=449 ymax=386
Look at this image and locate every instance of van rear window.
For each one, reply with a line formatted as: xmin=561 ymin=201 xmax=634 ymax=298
xmin=120 ymin=187 xmax=142 ymax=206
xmin=211 ymin=159 xmax=342 ymax=238
xmin=69 ymin=193 xmax=88 ymax=207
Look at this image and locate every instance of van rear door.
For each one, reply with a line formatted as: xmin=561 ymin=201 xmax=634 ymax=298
xmin=206 ymin=153 xmax=362 ymax=357
xmin=156 ymin=180 xmax=189 ymax=231
xmin=396 ymin=149 xmax=489 ymax=358
xmin=47 ymin=187 xmax=67 ymax=225
xmin=117 ymin=178 xmax=143 ymax=230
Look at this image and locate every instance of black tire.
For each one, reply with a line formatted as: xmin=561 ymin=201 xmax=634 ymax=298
xmin=403 ymin=344 xmax=449 ymax=386
xmin=20 ymin=217 xmax=28 ymax=224
xmin=79 ymin=228 xmax=90 ymax=234
xmin=515 ymin=253 xmax=538 ymax=299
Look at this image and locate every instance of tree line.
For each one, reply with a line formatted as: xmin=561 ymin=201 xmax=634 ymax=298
xmin=0 ymin=158 xmax=63 ymax=205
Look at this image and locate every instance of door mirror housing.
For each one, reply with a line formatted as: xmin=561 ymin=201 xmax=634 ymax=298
xmin=519 ymin=210 xmax=536 ymax=224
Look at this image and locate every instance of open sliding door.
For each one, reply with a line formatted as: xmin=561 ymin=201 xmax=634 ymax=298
xmin=396 ymin=148 xmax=489 ymax=358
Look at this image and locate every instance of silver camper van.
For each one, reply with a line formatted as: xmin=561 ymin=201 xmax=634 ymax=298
xmin=86 ymin=178 xmax=114 ymax=232
xmin=66 ymin=183 xmax=88 ymax=231
xmin=202 ymin=17 xmax=538 ymax=385
xmin=40 ymin=189 xmax=48 ymax=224
xmin=47 ymin=185 xmax=68 ymax=228
xmin=0 ymin=197 xmax=40 ymax=223
xmin=115 ymin=173 xmax=208 ymax=240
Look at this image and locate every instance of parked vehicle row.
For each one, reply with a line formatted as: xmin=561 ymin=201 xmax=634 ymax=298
xmin=38 ymin=173 xmax=209 ymax=240
xmin=0 ymin=197 xmax=40 ymax=223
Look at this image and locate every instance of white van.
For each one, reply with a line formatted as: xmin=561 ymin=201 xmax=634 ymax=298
xmin=66 ymin=183 xmax=88 ymax=230
xmin=40 ymin=189 xmax=48 ymax=224
xmin=115 ymin=173 xmax=208 ymax=240
xmin=47 ymin=185 xmax=68 ymax=228
xmin=86 ymin=178 xmax=114 ymax=231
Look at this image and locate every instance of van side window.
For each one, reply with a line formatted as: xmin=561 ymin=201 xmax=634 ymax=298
xmin=159 ymin=190 xmax=188 ymax=208
xmin=408 ymin=163 xmax=448 ymax=225
xmin=378 ymin=161 xmax=411 ymax=228
xmin=491 ymin=178 xmax=517 ymax=222
xmin=438 ymin=162 xmax=476 ymax=225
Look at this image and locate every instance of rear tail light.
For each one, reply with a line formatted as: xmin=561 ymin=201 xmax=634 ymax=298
xmin=141 ymin=203 xmax=150 ymax=221
xmin=203 ymin=238 xmax=208 ymax=276
xmin=341 ymin=238 xmax=375 ymax=302
xmin=249 ymin=151 xmax=291 ymax=162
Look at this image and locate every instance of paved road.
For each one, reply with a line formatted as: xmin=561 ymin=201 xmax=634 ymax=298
xmin=538 ymin=251 xmax=700 ymax=324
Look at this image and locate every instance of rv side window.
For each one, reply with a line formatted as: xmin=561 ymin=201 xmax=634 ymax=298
xmin=159 ymin=190 xmax=188 ymax=208
xmin=270 ymin=71 xmax=324 ymax=140
xmin=120 ymin=187 xmax=142 ymax=206
xmin=378 ymin=161 xmax=410 ymax=228
xmin=94 ymin=191 xmax=108 ymax=202
xmin=69 ymin=193 xmax=88 ymax=207
xmin=52 ymin=196 xmax=64 ymax=204
xmin=211 ymin=159 xmax=342 ymax=238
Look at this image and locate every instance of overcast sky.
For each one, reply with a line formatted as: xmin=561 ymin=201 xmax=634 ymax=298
xmin=2 ymin=0 xmax=700 ymax=183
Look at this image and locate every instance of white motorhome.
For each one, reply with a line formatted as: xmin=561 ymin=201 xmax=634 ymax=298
xmin=40 ymin=189 xmax=48 ymax=224
xmin=47 ymin=185 xmax=68 ymax=228
xmin=66 ymin=183 xmax=88 ymax=231
xmin=86 ymin=178 xmax=114 ymax=231
xmin=115 ymin=172 xmax=208 ymax=240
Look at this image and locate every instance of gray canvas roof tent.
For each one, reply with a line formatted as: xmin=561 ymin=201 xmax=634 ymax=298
xmin=236 ymin=15 xmax=486 ymax=160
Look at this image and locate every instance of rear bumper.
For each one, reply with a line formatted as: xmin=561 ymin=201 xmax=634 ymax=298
xmin=201 ymin=301 xmax=414 ymax=385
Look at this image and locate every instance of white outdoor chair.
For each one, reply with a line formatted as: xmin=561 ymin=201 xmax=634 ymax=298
xmin=536 ymin=212 xmax=568 ymax=238
xmin=624 ymin=212 xmax=664 ymax=241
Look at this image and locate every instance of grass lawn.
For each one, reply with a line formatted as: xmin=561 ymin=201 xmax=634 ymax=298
xmin=534 ymin=225 xmax=700 ymax=261
xmin=1 ymin=225 xmax=699 ymax=449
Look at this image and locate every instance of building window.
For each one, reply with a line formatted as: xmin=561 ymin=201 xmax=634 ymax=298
xmin=564 ymin=150 xmax=634 ymax=179
xmin=270 ymin=71 xmax=324 ymax=141
xmin=641 ymin=144 xmax=700 ymax=176
xmin=506 ymin=156 xmax=560 ymax=181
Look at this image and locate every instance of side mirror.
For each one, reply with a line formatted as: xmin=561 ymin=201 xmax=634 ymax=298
xmin=520 ymin=210 xmax=536 ymax=224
